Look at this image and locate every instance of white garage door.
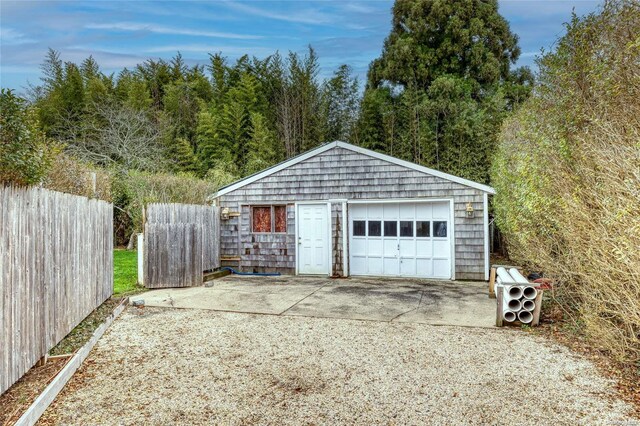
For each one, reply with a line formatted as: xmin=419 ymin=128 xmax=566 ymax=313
xmin=348 ymin=202 xmax=452 ymax=279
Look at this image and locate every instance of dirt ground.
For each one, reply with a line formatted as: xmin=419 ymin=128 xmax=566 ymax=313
xmin=38 ymin=307 xmax=636 ymax=426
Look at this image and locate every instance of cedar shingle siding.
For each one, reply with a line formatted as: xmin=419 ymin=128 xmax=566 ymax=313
xmin=214 ymin=145 xmax=489 ymax=280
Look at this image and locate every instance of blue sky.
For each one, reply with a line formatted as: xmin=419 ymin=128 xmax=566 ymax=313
xmin=1 ymin=1 xmax=601 ymax=92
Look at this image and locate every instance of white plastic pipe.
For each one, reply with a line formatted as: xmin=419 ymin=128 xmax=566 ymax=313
xmin=497 ymin=267 xmax=516 ymax=284
xmin=518 ymin=310 xmax=533 ymax=324
xmin=506 ymin=298 xmax=522 ymax=311
xmin=522 ymin=299 xmax=535 ymax=311
xmin=509 ymin=268 xmax=529 ymax=284
xmin=505 ymin=286 xmax=523 ymax=300
xmin=503 ymin=310 xmax=517 ymax=322
xmin=523 ymin=286 xmax=538 ymax=300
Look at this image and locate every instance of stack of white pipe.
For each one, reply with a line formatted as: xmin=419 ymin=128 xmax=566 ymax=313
xmin=496 ymin=267 xmax=538 ymax=324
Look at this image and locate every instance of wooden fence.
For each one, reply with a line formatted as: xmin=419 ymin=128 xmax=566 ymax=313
xmin=0 ymin=186 xmax=113 ymax=395
xmin=143 ymin=203 xmax=219 ymax=288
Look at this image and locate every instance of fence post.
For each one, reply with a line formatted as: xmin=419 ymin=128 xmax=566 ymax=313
xmin=137 ymin=233 xmax=144 ymax=285
xmin=90 ymin=172 xmax=97 ymax=198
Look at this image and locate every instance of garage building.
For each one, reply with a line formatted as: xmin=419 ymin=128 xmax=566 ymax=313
xmin=211 ymin=141 xmax=494 ymax=281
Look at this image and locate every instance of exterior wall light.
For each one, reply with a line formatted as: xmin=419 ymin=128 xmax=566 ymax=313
xmin=221 ymin=207 xmax=230 ymax=220
xmin=466 ymin=202 xmax=474 ymax=218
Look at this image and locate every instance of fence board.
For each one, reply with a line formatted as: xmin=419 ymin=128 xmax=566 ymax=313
xmin=143 ymin=203 xmax=219 ymax=289
xmin=0 ymin=186 xmax=113 ymax=395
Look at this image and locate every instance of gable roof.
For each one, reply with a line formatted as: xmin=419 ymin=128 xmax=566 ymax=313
xmin=211 ymin=141 xmax=496 ymax=198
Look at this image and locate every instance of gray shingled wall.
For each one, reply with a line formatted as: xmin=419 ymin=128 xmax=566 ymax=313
xmin=215 ymin=146 xmax=486 ymax=280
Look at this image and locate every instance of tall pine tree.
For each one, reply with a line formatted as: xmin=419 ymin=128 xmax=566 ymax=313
xmin=358 ymin=0 xmax=531 ymax=183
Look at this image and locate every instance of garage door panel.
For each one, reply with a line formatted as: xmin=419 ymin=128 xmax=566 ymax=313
xmin=416 ymin=240 xmax=433 ymax=257
xmin=351 ymin=256 xmax=366 ymax=275
xmin=367 ymin=204 xmax=383 ymax=219
xmin=433 ymin=259 xmax=450 ymax=277
xmin=433 ymin=239 xmax=449 ymax=255
xmin=416 ymin=203 xmax=432 ymax=218
xmin=433 ymin=203 xmax=449 ymax=218
xmin=400 ymin=259 xmax=416 ymax=276
xmin=416 ymin=258 xmax=433 ymax=276
xmin=399 ymin=203 xmax=415 ymax=219
xmin=351 ymin=238 xmax=367 ymax=256
xmin=383 ymin=204 xmax=398 ymax=219
xmin=383 ymin=239 xmax=397 ymax=256
xmin=383 ymin=258 xmax=399 ymax=275
xmin=368 ymin=258 xmax=383 ymax=275
xmin=350 ymin=205 xmax=366 ymax=219
xmin=367 ymin=239 xmax=383 ymax=256
xmin=399 ymin=239 xmax=415 ymax=256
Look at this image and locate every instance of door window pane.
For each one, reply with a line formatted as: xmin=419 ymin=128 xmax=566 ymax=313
xmin=384 ymin=221 xmax=397 ymax=237
xmin=416 ymin=221 xmax=430 ymax=237
xmin=252 ymin=206 xmax=271 ymax=233
xmin=400 ymin=221 xmax=413 ymax=237
xmin=434 ymin=221 xmax=447 ymax=237
xmin=368 ymin=220 xmax=382 ymax=237
xmin=274 ymin=206 xmax=287 ymax=233
xmin=353 ymin=220 xmax=366 ymax=236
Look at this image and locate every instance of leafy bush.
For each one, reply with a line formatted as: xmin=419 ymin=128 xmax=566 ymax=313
xmin=492 ymin=1 xmax=640 ymax=365
xmin=43 ymin=153 xmax=112 ymax=201
xmin=0 ymin=89 xmax=56 ymax=185
xmin=112 ymin=171 xmax=220 ymax=246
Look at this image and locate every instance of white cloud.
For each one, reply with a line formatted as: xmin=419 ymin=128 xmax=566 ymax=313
xmin=145 ymin=44 xmax=275 ymax=57
xmin=0 ymin=27 xmax=36 ymax=45
xmin=85 ymin=22 xmax=264 ymax=40
xmin=222 ymin=1 xmax=335 ymax=25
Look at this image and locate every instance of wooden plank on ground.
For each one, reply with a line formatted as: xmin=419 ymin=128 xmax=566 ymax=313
xmin=532 ymin=290 xmax=544 ymax=326
xmin=489 ymin=267 xmax=496 ymax=299
xmin=495 ymin=286 xmax=504 ymax=327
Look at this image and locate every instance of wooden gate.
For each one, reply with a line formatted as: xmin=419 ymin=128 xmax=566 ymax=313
xmin=143 ymin=203 xmax=219 ymax=288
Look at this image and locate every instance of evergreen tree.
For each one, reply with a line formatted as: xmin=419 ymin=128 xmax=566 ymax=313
xmin=368 ymin=0 xmax=520 ymax=89
xmin=196 ymin=109 xmax=234 ymax=175
xmin=135 ymin=59 xmax=172 ymax=109
xmin=353 ymin=88 xmax=389 ymax=153
xmin=166 ymin=136 xmax=198 ymax=173
xmin=208 ymin=53 xmax=229 ymax=109
xmin=323 ymin=65 xmax=360 ymax=142
xmin=219 ymin=100 xmax=250 ymax=166
xmin=245 ymin=112 xmax=279 ymax=175
xmin=115 ymin=69 xmax=153 ymax=111
xmin=358 ymin=0 xmax=529 ymax=183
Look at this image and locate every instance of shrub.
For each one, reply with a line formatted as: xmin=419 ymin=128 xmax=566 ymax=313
xmin=491 ymin=0 xmax=640 ymax=365
xmin=43 ymin=153 xmax=112 ymax=201
xmin=112 ymin=171 xmax=219 ymax=246
xmin=0 ymin=89 xmax=57 ymax=185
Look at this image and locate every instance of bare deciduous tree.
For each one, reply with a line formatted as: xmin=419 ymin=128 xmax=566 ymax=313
xmin=65 ymin=102 xmax=166 ymax=171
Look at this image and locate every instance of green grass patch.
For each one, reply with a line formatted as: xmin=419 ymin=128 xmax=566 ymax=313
xmin=114 ymin=249 xmax=140 ymax=295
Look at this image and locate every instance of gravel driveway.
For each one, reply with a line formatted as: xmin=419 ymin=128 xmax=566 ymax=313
xmin=40 ymin=307 xmax=635 ymax=425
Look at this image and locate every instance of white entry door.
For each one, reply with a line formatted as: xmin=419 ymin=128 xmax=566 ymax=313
xmin=297 ymin=203 xmax=330 ymax=275
xmin=349 ymin=201 xmax=452 ymax=279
